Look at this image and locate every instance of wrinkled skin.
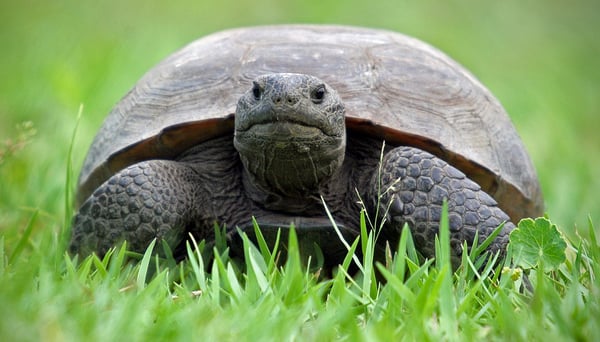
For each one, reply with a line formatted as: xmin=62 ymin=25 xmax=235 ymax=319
xmin=70 ymin=73 xmax=514 ymax=267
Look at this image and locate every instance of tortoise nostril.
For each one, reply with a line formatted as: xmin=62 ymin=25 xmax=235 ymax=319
xmin=273 ymin=96 xmax=296 ymax=105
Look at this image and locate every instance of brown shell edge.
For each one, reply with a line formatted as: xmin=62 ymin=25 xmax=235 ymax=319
xmin=77 ymin=114 xmax=542 ymax=223
xmin=76 ymin=115 xmax=235 ymax=206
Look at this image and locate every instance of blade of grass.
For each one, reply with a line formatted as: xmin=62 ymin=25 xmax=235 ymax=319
xmin=392 ymin=223 xmax=412 ymax=282
xmin=226 ymin=262 xmax=243 ymax=301
xmin=136 ymin=239 xmax=157 ymax=289
xmin=212 ymin=246 xmax=240 ymax=303
xmin=210 ymin=258 xmax=221 ymax=304
xmin=252 ymin=218 xmax=281 ymax=272
xmin=376 ymin=263 xmax=417 ymax=304
xmin=0 ymin=237 xmax=4 ymax=275
xmin=471 ymin=222 xmax=505 ymax=259
xmin=436 ymin=200 xmax=458 ymax=340
xmin=361 ymin=229 xmax=376 ymax=300
xmin=61 ymin=104 xmax=83 ymax=251
xmin=160 ymin=239 xmax=177 ymax=269
xmin=73 ymin=254 xmax=93 ymax=283
xmin=8 ymin=209 xmax=38 ymax=264
xmin=330 ymin=236 xmax=361 ymax=300
xmin=435 ymin=201 xmax=451 ymax=270
xmin=321 ymin=195 xmax=364 ymax=273
xmin=360 ymin=209 xmax=369 ymax=257
xmin=91 ymin=252 xmax=108 ymax=278
xmin=241 ymin=231 xmax=269 ymax=293
xmin=186 ymin=237 xmax=207 ymax=291
xmin=107 ymin=242 xmax=128 ymax=280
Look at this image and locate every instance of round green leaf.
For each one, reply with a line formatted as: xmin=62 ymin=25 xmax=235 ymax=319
xmin=508 ymin=217 xmax=567 ymax=272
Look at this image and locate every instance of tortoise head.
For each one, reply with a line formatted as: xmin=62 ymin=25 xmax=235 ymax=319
xmin=234 ymin=73 xmax=346 ymax=207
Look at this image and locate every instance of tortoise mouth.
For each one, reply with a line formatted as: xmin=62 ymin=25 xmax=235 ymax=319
xmin=234 ymin=119 xmax=345 ymax=160
xmin=237 ymin=121 xmax=329 ymax=142
xmin=235 ymin=113 xmax=341 ymax=138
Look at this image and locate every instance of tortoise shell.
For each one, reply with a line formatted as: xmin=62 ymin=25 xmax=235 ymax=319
xmin=78 ymin=25 xmax=543 ymax=221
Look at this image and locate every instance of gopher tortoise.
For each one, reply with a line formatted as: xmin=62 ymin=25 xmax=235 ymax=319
xmin=70 ymin=25 xmax=543 ymax=267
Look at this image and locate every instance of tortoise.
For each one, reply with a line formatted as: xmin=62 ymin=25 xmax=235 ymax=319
xmin=70 ymin=25 xmax=543 ymax=267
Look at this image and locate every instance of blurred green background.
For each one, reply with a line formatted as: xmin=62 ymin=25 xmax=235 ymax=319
xmin=1 ymin=0 xmax=598 ymax=242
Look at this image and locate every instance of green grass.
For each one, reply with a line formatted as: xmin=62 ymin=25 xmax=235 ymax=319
xmin=1 ymin=202 xmax=599 ymax=340
xmin=1 ymin=0 xmax=599 ymax=340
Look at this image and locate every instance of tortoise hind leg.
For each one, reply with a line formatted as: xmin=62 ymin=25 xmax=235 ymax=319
xmin=70 ymin=160 xmax=203 ymax=257
xmin=370 ymin=146 xmax=515 ymax=267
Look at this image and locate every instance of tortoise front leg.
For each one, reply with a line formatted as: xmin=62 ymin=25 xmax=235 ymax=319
xmin=70 ymin=160 xmax=204 ymax=257
xmin=370 ymin=146 xmax=515 ymax=267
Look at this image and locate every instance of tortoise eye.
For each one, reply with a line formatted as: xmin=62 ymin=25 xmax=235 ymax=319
xmin=252 ymin=81 xmax=262 ymax=100
xmin=311 ymin=84 xmax=326 ymax=103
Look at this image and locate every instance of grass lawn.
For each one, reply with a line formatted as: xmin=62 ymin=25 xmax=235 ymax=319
xmin=1 ymin=0 xmax=599 ymax=340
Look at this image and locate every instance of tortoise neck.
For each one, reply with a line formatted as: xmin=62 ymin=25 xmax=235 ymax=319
xmin=241 ymin=170 xmax=326 ymax=214
xmin=235 ymin=137 xmax=346 ymax=213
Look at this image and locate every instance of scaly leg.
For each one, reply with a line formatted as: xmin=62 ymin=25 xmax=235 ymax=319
xmin=371 ymin=146 xmax=515 ymax=267
xmin=70 ymin=160 xmax=204 ymax=256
